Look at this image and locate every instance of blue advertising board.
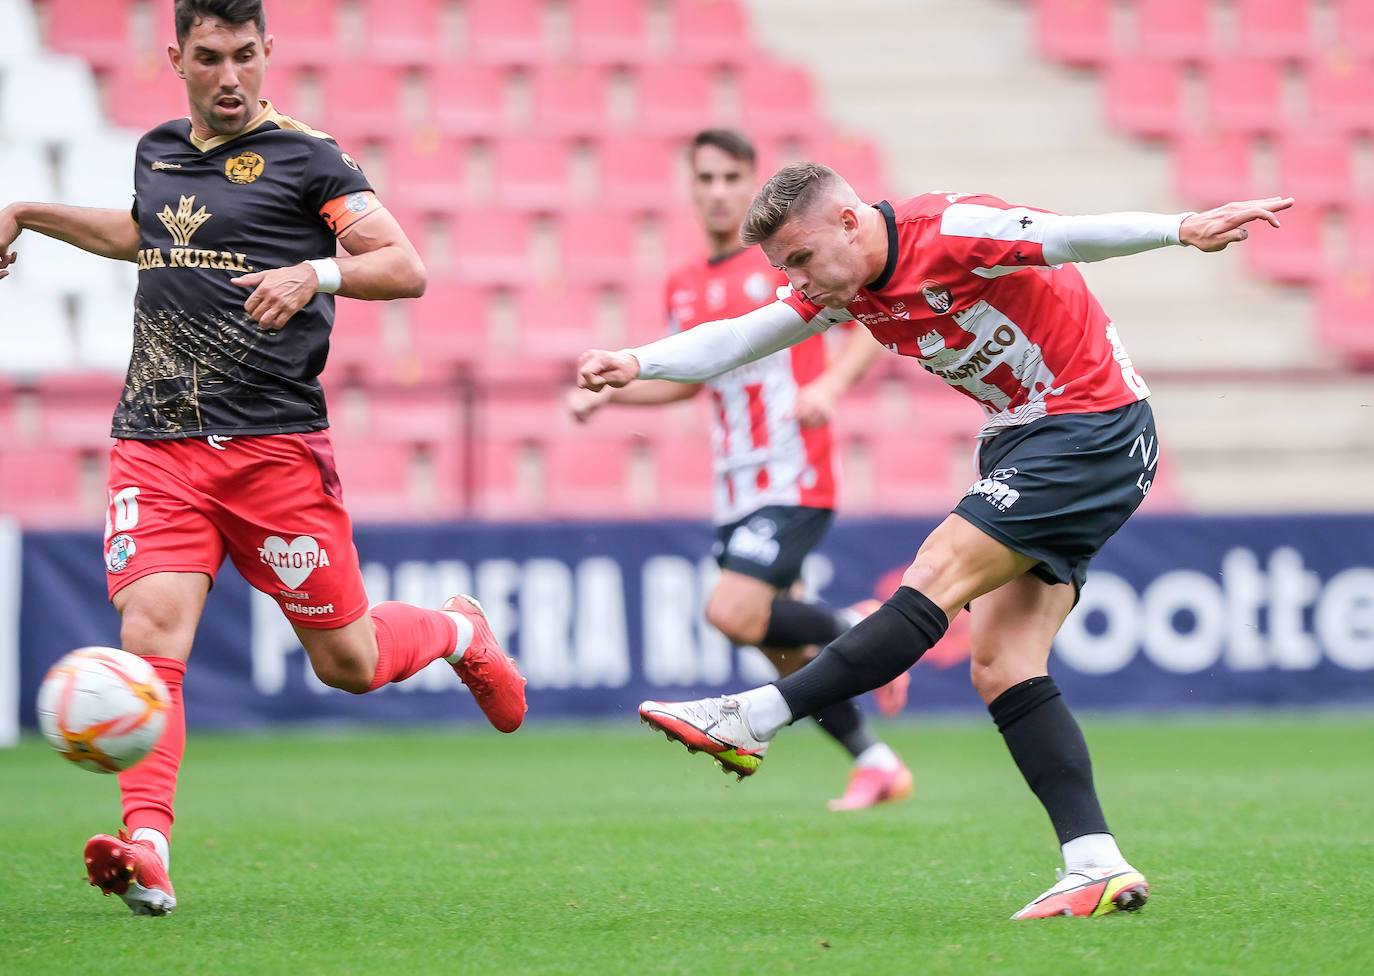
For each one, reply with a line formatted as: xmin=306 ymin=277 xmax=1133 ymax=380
xmin=13 ymin=514 xmax=1374 ymax=730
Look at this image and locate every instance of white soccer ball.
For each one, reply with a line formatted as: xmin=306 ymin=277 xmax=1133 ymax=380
xmin=36 ymin=647 xmax=170 ymax=773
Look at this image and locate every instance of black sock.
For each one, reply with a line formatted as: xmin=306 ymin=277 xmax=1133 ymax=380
xmin=760 ymin=598 xmax=847 ymax=647
xmin=988 ymin=676 xmax=1109 ymax=845
xmin=812 ymin=699 xmax=878 ymax=758
xmin=774 ymin=586 xmax=947 ymax=721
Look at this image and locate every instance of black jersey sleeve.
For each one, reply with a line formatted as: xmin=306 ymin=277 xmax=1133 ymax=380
xmin=300 ymin=136 xmax=374 ymax=220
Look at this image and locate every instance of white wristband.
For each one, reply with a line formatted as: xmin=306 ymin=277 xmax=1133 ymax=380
xmin=306 ymin=257 xmax=341 ymax=294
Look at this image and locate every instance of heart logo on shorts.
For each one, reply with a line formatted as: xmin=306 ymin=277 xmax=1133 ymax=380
xmin=258 ymin=534 xmax=331 ymax=590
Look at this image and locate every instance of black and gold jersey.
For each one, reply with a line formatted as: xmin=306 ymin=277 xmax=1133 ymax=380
xmin=115 ymin=101 xmax=379 ymax=440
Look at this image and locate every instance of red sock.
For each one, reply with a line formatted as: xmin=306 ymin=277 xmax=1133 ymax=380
xmin=366 ymin=602 xmax=459 ymax=692
xmin=120 ymin=656 xmax=186 ymax=840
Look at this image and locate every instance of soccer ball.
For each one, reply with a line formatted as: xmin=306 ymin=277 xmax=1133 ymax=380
xmin=36 ymin=647 xmax=170 ymax=773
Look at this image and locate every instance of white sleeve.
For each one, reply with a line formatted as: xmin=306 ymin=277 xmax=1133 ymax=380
xmin=1040 ymin=211 xmax=1193 ymax=265
xmin=632 ymin=300 xmax=832 ymax=382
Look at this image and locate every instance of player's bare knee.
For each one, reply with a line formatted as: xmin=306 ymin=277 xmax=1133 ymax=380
xmin=118 ymin=601 xmax=194 ymax=655
xmin=311 ymin=654 xmax=373 ymax=694
xmin=704 ymin=598 xmax=766 ymax=646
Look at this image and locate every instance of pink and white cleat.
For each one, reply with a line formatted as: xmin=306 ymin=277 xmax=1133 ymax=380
xmin=442 ymin=595 xmax=527 ymax=733
xmin=827 ymin=760 xmax=914 ymax=811
xmin=1011 ymin=864 xmax=1150 ymax=919
xmin=84 ymin=829 xmax=176 ymax=916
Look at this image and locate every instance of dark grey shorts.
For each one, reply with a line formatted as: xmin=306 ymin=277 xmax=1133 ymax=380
xmin=713 ymin=505 xmax=834 ymax=589
xmin=954 ymin=400 xmax=1160 ymax=592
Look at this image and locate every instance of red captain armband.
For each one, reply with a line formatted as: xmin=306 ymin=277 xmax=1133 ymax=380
xmin=320 ymin=190 xmax=383 ymax=237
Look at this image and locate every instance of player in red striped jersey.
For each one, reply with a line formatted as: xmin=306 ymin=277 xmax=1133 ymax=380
xmin=580 ymin=160 xmax=1291 ymax=917
xmin=568 ymin=132 xmax=912 ymax=810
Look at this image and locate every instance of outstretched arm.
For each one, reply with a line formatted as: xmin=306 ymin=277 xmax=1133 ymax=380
xmin=0 ymin=203 xmax=140 ymax=281
xmin=792 ymin=326 xmax=886 ymax=427
xmin=578 ymin=300 xmax=822 ymax=390
xmin=567 ymin=379 xmax=702 ymax=423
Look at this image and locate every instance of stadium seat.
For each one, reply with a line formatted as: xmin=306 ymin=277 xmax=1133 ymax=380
xmin=1304 ymin=54 xmax=1374 ymax=135
xmin=0 ymin=444 xmax=99 ymax=527
xmin=543 ymin=433 xmax=654 ymax=517
xmin=1033 ymin=0 xmax=1115 ymax=68
xmin=1202 ymin=57 xmax=1287 ymax=135
xmin=1274 ymin=131 xmax=1353 ymax=209
xmin=804 ymin=133 xmax=887 ymax=202
xmin=463 ymin=0 xmax=551 ymax=66
xmin=329 ymin=436 xmax=426 ymax=522
xmin=360 ymin=383 xmax=468 ymax=443
xmin=668 ymin=0 xmax=754 ymax=68
xmin=72 ymin=285 xmax=137 ymax=373
xmin=631 ymin=62 xmax=722 ymax=139
xmin=3 ymin=54 xmax=103 ymax=140
xmin=507 ymin=283 xmax=603 ymax=363
xmin=1231 ymin=0 xmax=1319 ymax=63
xmin=1 ymin=141 xmax=57 ymax=203
xmin=422 ymin=62 xmax=513 ymax=138
xmin=1132 ymin=0 xmax=1216 ymax=62
xmin=471 ymin=430 xmax=546 ymax=519
xmin=32 ymin=372 xmax=124 ymax=447
xmin=1171 ymin=129 xmax=1256 ymax=208
xmin=594 ymin=134 xmax=682 ymax=213
xmin=490 ymin=134 xmax=578 ymax=210
xmin=314 ymin=63 xmax=409 ymax=144
xmin=735 ymin=58 xmax=821 ymax=142
xmin=252 ymin=0 xmax=340 ymax=67
xmin=568 ymin=0 xmax=656 ymax=66
xmin=529 ymin=62 xmax=617 ymax=139
xmin=1346 ymin=201 xmax=1374 ymax=272
xmin=37 ymin=0 xmax=137 ymax=72
xmin=555 ymin=206 xmax=639 ymax=286
xmin=451 ymin=208 xmax=544 ymax=287
xmin=1243 ymin=202 xmax=1327 ymax=285
xmin=645 ymin=431 xmax=715 ymax=514
xmin=385 ymin=132 xmax=469 ymax=214
xmin=1334 ymin=0 xmax=1374 ymax=58
xmin=1315 ymin=270 xmax=1374 ymax=366
xmin=56 ymin=128 xmax=140 ymax=208
xmin=97 ymin=60 xmax=187 ymax=130
xmin=0 ymin=0 xmax=41 ymax=59
xmin=1 ymin=291 xmax=75 ymax=377
xmin=1105 ymin=57 xmax=1191 ymax=140
xmin=357 ymin=0 xmax=449 ymax=65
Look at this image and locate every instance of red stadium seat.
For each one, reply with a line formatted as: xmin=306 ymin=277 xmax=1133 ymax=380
xmin=1334 ymin=0 xmax=1374 ymax=58
xmin=405 ymin=280 xmax=489 ymax=366
xmin=669 ymin=0 xmax=754 ymax=68
xmin=464 ymin=0 xmax=551 ymax=67
xmin=97 ymin=60 xmax=187 ymax=130
xmin=357 ymin=0 xmax=448 ymax=65
xmin=1274 ymin=131 xmax=1353 ymax=209
xmin=1171 ymin=129 xmax=1256 ymax=208
xmin=804 ymin=133 xmax=887 ymax=203
xmin=471 ymin=431 xmax=545 ymax=519
xmin=450 ymin=208 xmax=538 ymax=286
xmin=543 ymin=434 xmax=654 ymax=517
xmin=0 ymin=444 xmax=101 ymax=527
xmin=421 ymin=62 xmax=513 ymax=138
xmin=1243 ymin=203 xmax=1327 ymax=285
xmin=529 ymin=62 xmax=617 ymax=139
xmin=1346 ymin=201 xmax=1374 ymax=271
xmin=556 ymin=207 xmax=639 ymax=285
xmin=646 ymin=432 xmax=715 ymax=514
xmin=1315 ymin=270 xmax=1374 ymax=367
xmin=1304 ymin=54 xmax=1374 ymax=135
xmin=508 ymin=284 xmax=604 ymax=363
xmin=40 ymin=0 xmax=137 ymax=72
xmin=385 ymin=132 xmax=469 ymax=214
xmin=255 ymin=0 xmax=341 ymax=67
xmin=735 ymin=59 xmax=820 ymax=142
xmin=1202 ymin=57 xmax=1287 ymax=135
xmin=1231 ymin=0 xmax=1319 ymax=63
xmin=568 ymin=0 xmax=655 ymax=66
xmin=595 ymin=134 xmax=682 ymax=213
xmin=314 ymin=64 xmax=409 ymax=144
xmin=1105 ymin=57 xmax=1191 ymax=140
xmin=490 ymin=134 xmax=578 ymax=210
xmin=33 ymin=373 xmax=123 ymax=448
xmin=1132 ymin=0 xmax=1216 ymax=62
xmin=632 ymin=62 xmax=721 ymax=139
xmin=1033 ymin=0 xmax=1114 ymax=68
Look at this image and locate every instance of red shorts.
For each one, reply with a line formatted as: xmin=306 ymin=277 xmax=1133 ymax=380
xmin=103 ymin=431 xmax=370 ymax=629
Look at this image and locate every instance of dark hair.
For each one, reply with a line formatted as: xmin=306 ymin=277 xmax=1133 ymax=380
xmin=689 ymin=129 xmax=756 ymax=168
xmin=175 ymin=0 xmax=266 ymax=46
xmin=740 ymin=161 xmax=839 ymax=246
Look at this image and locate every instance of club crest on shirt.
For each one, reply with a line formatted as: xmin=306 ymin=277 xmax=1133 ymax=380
xmin=224 ymin=151 xmax=265 ymax=184
xmin=921 ymin=279 xmax=953 ymax=314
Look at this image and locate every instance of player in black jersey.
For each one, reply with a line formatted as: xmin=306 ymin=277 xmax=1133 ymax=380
xmin=0 ymin=0 xmax=527 ymax=916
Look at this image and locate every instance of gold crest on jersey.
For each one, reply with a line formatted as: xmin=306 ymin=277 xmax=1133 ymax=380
xmin=224 ymin=151 xmax=266 ymax=184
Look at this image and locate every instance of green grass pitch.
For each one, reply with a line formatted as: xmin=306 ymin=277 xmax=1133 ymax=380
xmin=2 ymin=713 xmax=1371 ymax=975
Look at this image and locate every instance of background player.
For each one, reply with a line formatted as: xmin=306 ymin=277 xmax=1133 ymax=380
xmin=567 ymin=130 xmax=910 ymax=811
xmin=577 ymin=160 xmax=1292 ymax=918
xmin=0 ymin=0 xmax=525 ymax=915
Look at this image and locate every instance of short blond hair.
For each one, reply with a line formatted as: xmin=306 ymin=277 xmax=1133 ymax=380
xmin=740 ymin=161 xmax=841 ymax=246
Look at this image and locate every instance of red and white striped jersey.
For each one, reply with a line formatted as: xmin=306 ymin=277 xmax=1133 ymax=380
xmin=782 ymin=195 xmax=1151 ymax=436
xmin=666 ymin=246 xmax=838 ymax=524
